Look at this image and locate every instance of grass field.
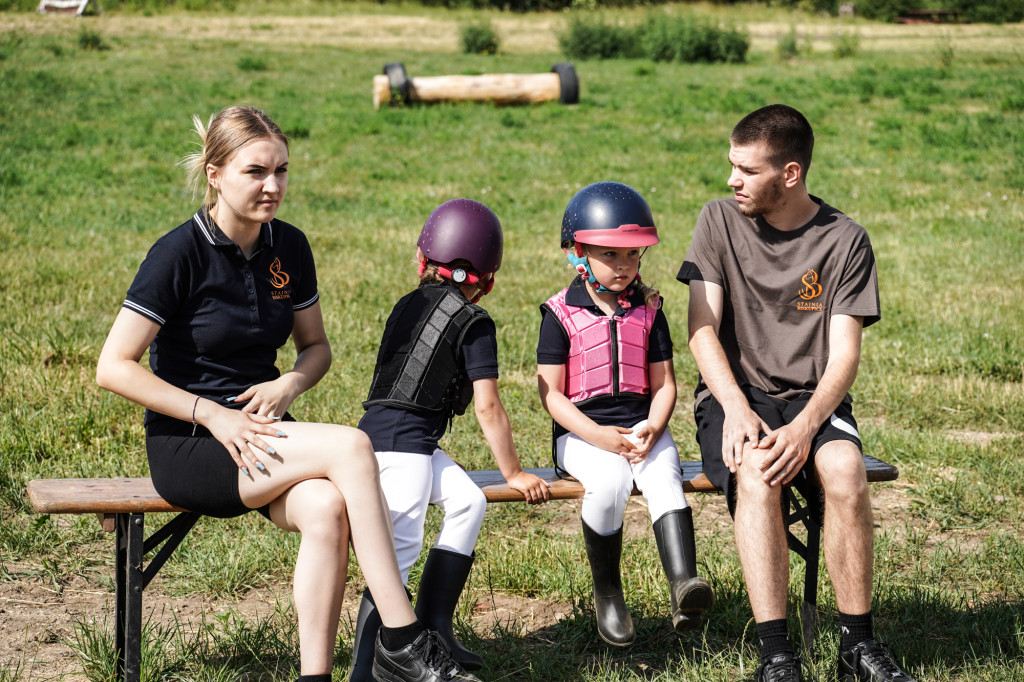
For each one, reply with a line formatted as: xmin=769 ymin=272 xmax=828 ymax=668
xmin=1 ymin=3 xmax=1022 ymax=680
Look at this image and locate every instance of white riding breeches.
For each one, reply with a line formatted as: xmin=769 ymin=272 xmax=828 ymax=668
xmin=556 ymin=420 xmax=689 ymax=536
xmin=375 ymin=449 xmax=487 ymax=584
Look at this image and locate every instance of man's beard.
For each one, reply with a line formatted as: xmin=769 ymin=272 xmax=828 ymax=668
xmin=736 ymin=176 xmax=784 ymax=218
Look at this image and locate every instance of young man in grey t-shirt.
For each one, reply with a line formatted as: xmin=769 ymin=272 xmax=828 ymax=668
xmin=678 ymin=105 xmax=916 ymax=682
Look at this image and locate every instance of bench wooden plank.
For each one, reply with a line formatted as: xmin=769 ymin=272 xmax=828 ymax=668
xmin=28 ymin=455 xmax=898 ymax=512
xmin=27 ymin=478 xmax=184 ymax=514
xmin=467 ymin=462 xmax=716 ymax=502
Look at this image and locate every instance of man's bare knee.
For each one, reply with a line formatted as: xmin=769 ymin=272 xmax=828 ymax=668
xmin=735 ymin=450 xmax=783 ymax=509
xmin=816 ymin=443 xmax=868 ymax=502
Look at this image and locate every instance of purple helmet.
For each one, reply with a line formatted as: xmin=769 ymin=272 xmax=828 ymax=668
xmin=417 ymin=199 xmax=503 ymax=274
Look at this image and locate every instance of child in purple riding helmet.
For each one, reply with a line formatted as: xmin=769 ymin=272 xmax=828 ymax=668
xmin=349 ymin=199 xmax=551 ymax=680
xmin=536 ymin=181 xmax=713 ymax=647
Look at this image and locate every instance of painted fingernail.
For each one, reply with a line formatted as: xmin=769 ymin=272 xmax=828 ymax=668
xmin=256 ymin=461 xmax=266 ymax=471
xmin=226 ymin=396 xmax=237 ymax=402
xmin=242 ymin=466 xmax=250 ymax=476
xmin=267 ymin=447 xmax=276 ymax=456
xmin=276 ymin=430 xmax=286 ymax=437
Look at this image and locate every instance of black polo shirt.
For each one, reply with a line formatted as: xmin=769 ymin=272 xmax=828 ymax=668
xmin=537 ymin=277 xmax=673 ymax=437
xmin=124 ymin=211 xmax=319 ymax=430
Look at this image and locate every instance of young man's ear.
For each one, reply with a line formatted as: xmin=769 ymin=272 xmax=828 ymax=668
xmin=782 ymin=161 xmax=804 ymax=188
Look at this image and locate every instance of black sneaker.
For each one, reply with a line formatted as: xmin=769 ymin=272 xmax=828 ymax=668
xmin=755 ymin=652 xmax=803 ymax=682
xmin=372 ymin=629 xmax=482 ymax=682
xmin=838 ymin=640 xmax=917 ymax=682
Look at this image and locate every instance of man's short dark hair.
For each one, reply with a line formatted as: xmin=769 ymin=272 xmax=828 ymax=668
xmin=731 ymin=104 xmax=814 ymax=180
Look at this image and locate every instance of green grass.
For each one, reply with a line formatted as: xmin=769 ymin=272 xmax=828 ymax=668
xmin=1 ymin=3 xmax=1023 ymax=680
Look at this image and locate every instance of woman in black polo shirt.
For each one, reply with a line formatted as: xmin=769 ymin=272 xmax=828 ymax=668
xmin=96 ymin=105 xmax=479 ymax=682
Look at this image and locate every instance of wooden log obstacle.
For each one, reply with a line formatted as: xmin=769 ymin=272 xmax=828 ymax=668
xmin=373 ymin=62 xmax=579 ymax=109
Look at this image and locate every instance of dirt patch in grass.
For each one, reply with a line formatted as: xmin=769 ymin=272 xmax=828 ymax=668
xmin=0 ymin=568 xmax=288 ymax=681
xmin=0 ymin=564 xmax=581 ymax=680
xmin=944 ymin=429 xmax=1011 ymax=447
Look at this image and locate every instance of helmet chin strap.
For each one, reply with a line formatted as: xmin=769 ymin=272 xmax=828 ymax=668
xmin=565 ymin=243 xmax=641 ymax=295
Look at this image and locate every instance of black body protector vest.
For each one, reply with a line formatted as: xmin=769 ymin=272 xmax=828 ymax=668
xmin=363 ymin=285 xmax=491 ymax=421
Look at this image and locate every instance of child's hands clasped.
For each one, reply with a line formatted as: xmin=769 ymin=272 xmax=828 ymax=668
xmin=507 ymin=471 xmax=551 ymax=505
xmin=590 ymin=425 xmax=639 ymax=459
xmin=626 ymin=423 xmax=664 ymax=464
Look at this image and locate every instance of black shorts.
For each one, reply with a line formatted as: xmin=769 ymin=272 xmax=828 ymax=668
xmin=694 ymin=387 xmax=861 ymax=515
xmin=145 ymin=415 xmax=293 ymax=519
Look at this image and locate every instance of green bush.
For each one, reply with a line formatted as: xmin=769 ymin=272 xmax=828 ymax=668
xmin=832 ymin=28 xmax=860 ymax=58
xmin=641 ymin=15 xmax=748 ymax=63
xmin=776 ymin=24 xmax=802 ymax=59
xmin=237 ymin=55 xmax=267 ymax=71
xmin=952 ymin=0 xmax=1023 ymax=24
xmin=560 ymin=14 xmax=748 ymax=63
xmin=855 ymin=0 xmax=915 ymax=22
xmin=460 ymin=20 xmax=500 ymax=55
xmin=558 ymin=15 xmax=639 ymax=60
xmin=77 ymin=29 xmax=109 ymax=51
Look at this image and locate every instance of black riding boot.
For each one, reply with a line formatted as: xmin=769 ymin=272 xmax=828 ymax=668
xmin=414 ymin=547 xmax=483 ymax=671
xmin=653 ymin=507 xmax=714 ymax=632
xmin=348 ymin=588 xmax=381 ymax=682
xmin=581 ymin=520 xmax=636 ymax=647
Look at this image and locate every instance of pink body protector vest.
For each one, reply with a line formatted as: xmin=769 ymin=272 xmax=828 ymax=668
xmin=543 ymin=288 xmax=654 ymax=404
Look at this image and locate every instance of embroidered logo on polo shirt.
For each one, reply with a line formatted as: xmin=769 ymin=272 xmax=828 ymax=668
xmin=797 ymin=268 xmax=823 ymax=311
xmin=270 ymin=258 xmax=292 ymax=300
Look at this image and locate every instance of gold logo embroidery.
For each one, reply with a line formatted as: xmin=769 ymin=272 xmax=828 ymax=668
xmin=270 ymin=258 xmax=290 ymax=289
xmin=798 ymin=269 xmax=823 ymax=300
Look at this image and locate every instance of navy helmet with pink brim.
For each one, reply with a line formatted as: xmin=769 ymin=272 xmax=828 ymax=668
xmin=560 ymin=182 xmax=658 ymax=292
xmin=560 ymin=181 xmax=659 ymax=248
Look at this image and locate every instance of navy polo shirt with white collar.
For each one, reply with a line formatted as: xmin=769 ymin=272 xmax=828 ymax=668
xmin=537 ymin=277 xmax=673 ymax=436
xmin=124 ymin=210 xmax=318 ymax=430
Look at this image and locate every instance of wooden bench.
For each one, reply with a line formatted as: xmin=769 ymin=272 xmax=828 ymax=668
xmin=28 ymin=455 xmax=899 ymax=682
xmin=895 ymin=9 xmax=963 ymax=23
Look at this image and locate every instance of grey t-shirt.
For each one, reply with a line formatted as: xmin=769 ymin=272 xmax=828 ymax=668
xmin=677 ymin=196 xmax=880 ymax=407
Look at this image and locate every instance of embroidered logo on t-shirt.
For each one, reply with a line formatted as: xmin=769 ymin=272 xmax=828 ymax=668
xmin=797 ymin=268 xmax=823 ymax=311
xmin=270 ymin=258 xmax=292 ymax=300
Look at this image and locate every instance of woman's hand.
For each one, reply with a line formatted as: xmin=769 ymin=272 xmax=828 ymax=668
xmin=232 ymin=375 xmax=302 ymax=420
xmin=199 ymin=399 xmax=287 ymax=476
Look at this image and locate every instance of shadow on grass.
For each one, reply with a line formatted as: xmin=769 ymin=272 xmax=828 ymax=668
xmin=868 ymin=586 xmax=1023 ymax=672
xmin=469 ymin=580 xmax=1023 ymax=680
xmin=470 ymin=583 xmax=756 ymax=681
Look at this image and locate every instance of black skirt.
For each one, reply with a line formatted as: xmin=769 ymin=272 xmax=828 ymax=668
xmin=145 ymin=417 xmax=291 ymax=519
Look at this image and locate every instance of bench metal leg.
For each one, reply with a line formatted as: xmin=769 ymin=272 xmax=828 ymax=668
xmin=111 ymin=511 xmax=200 ymax=682
xmin=115 ymin=512 xmax=144 ymax=682
xmin=114 ymin=514 xmax=125 ymax=678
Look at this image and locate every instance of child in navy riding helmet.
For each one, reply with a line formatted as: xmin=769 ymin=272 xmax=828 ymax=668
xmin=536 ymin=181 xmax=713 ymax=647
xmin=351 ymin=199 xmax=551 ymax=680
